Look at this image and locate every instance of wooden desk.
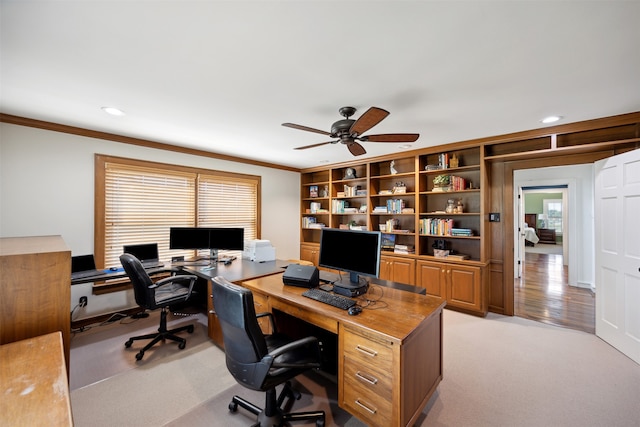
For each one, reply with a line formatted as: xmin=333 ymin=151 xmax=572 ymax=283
xmin=241 ymin=273 xmax=445 ymax=427
xmin=0 ymin=332 xmax=73 ymax=426
xmin=182 ymin=259 xmax=286 ymax=341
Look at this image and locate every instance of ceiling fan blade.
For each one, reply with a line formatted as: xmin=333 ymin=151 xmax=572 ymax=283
xmin=347 ymin=142 xmax=367 ymax=156
xmin=282 ymin=123 xmax=331 ymax=136
xmin=349 ymin=107 xmax=389 ymax=136
xmin=362 ymin=133 xmax=420 ymax=143
xmin=294 ymin=141 xmax=335 ymax=150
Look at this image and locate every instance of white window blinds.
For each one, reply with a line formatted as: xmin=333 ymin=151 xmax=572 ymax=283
xmin=97 ymin=156 xmax=260 ymax=268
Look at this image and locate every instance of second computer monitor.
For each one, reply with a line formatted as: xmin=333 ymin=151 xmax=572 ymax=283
xmin=169 ymin=227 xmax=244 ymax=260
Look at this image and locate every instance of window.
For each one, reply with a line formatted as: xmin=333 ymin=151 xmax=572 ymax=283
xmin=543 ymin=199 xmax=563 ymax=235
xmin=95 ymin=155 xmax=260 ymax=268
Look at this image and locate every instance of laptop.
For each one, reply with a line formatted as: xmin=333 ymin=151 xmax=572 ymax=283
xmin=71 ymin=254 xmax=103 ymax=280
xmin=122 ymin=243 xmax=164 ymax=269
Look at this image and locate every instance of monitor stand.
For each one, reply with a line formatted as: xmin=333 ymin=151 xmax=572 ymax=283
xmin=332 ymin=272 xmax=369 ymax=297
xmin=201 ymin=249 xmax=219 ymax=271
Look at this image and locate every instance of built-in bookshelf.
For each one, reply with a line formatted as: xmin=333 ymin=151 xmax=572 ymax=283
xmin=299 ymin=146 xmax=487 ymax=315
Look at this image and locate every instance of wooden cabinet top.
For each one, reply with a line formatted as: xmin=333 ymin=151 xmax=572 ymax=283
xmin=0 ymin=332 xmax=73 ymax=426
xmin=0 ymin=235 xmax=69 ymax=257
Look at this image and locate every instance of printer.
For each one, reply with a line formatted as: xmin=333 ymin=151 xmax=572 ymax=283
xmin=242 ymin=239 xmax=276 ymax=262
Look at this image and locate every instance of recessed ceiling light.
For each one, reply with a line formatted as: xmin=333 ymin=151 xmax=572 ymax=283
xmin=541 ymin=115 xmax=562 ymax=124
xmin=398 ymin=145 xmax=412 ymax=149
xmin=102 ymin=107 xmax=125 ymax=116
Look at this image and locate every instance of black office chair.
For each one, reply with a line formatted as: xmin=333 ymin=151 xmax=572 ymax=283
xmin=212 ymin=276 xmax=326 ymax=427
xmin=120 ymin=253 xmax=198 ymax=361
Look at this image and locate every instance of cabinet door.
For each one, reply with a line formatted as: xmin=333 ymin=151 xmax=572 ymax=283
xmin=300 ymin=244 xmax=319 ymax=266
xmin=380 ymin=255 xmax=415 ymax=285
xmin=446 ymin=264 xmax=482 ymax=312
xmin=416 ymin=260 xmax=446 ymax=298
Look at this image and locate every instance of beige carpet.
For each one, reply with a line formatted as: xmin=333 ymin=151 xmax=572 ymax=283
xmin=71 ymin=310 xmax=640 ymax=426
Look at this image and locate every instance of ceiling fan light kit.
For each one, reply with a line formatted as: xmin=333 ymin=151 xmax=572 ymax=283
xmin=283 ymin=106 xmax=420 ymax=156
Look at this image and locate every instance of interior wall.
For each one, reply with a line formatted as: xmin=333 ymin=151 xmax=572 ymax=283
xmin=0 ymin=122 xmax=300 ymax=319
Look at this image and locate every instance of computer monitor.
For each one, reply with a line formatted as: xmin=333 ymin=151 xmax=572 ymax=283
xmin=71 ymin=254 xmax=97 ymax=273
xmin=122 ymin=243 xmax=159 ymax=263
xmin=169 ymin=227 xmax=211 ymax=250
xmin=169 ymin=227 xmax=244 ymax=261
xmin=318 ymin=228 xmax=381 ymax=292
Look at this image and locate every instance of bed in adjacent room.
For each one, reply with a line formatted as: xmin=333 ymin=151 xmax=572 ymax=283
xmin=524 ymin=213 xmax=540 ymax=246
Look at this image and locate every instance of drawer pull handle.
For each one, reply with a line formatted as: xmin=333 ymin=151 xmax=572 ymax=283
xmin=355 ymin=345 xmax=377 ymax=357
xmin=355 ymin=371 xmax=378 ymax=385
xmin=355 ymin=399 xmax=377 ymax=414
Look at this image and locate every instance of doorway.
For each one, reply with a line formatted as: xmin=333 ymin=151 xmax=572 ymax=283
xmin=513 ymin=167 xmax=595 ymax=334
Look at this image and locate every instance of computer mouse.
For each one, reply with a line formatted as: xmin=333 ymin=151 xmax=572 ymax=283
xmin=348 ymin=306 xmax=362 ymax=316
xmin=109 ymin=267 xmax=119 ymax=271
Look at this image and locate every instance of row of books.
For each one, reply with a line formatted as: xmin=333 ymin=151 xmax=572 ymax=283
xmin=419 ymin=218 xmax=454 ymax=236
xmin=302 ymin=217 xmax=326 ymax=228
xmin=451 ymin=228 xmax=474 ymax=236
xmin=449 ymin=175 xmax=468 ymax=191
xmin=338 ymin=185 xmax=366 ymax=197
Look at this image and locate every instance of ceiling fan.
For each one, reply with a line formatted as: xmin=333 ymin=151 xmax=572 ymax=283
xmin=282 ymin=106 xmax=420 ymax=156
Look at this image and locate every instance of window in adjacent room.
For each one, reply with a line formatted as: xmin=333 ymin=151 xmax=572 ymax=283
xmin=95 ymin=155 xmax=260 ymax=269
xmin=543 ymin=199 xmax=563 ymax=235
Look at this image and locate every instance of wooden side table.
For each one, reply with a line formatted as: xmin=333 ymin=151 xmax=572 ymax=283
xmin=538 ymin=228 xmax=556 ymax=244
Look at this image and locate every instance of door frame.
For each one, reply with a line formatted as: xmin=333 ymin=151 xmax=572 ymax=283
xmin=500 ymin=152 xmax=605 ymax=315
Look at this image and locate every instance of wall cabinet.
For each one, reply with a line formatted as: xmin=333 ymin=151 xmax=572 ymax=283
xmin=379 ymin=254 xmax=416 ymax=285
xmin=300 ymin=243 xmax=320 ymax=266
xmin=416 ymin=260 xmax=485 ymax=314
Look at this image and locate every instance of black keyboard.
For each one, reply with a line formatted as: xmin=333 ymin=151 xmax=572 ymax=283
xmin=302 ymin=288 xmax=356 ymax=310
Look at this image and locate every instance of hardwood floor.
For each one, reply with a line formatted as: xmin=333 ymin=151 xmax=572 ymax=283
xmin=515 ymin=252 xmax=595 ymax=334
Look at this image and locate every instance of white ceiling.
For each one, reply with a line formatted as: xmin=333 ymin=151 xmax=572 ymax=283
xmin=1 ymin=1 xmax=639 ymax=169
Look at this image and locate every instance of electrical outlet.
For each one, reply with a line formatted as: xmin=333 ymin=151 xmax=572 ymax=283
xmin=79 ymin=296 xmax=88 ymax=307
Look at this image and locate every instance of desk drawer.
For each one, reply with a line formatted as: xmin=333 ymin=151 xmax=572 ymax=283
xmin=343 ymin=328 xmax=393 ymax=366
xmin=343 ymin=355 xmax=393 ymax=426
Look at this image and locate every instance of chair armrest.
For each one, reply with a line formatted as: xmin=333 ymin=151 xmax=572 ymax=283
xmin=256 ymin=312 xmax=276 ymax=332
xmin=268 ymin=336 xmax=321 ymax=368
xmin=152 ymin=274 xmax=198 ymax=296
xmin=154 ymin=274 xmax=197 ymax=286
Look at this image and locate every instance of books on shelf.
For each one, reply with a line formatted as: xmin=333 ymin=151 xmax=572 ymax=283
xmin=331 ymin=199 xmax=348 ymax=213
xmin=343 ymin=184 xmax=360 ymax=197
xmin=394 ymin=244 xmax=415 ymax=254
xmin=310 ymin=202 xmax=321 ymax=213
xmin=386 ymin=199 xmax=406 ymax=214
xmin=419 ymin=218 xmax=454 ymax=236
xmin=303 ymin=217 xmax=325 ymax=228
xmin=451 ymin=228 xmax=474 ymax=236
xmin=378 ymin=189 xmax=393 ymax=195
xmin=373 ymin=206 xmax=388 ymax=213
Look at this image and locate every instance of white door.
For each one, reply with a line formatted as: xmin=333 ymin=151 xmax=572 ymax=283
xmin=517 ymin=188 xmax=525 ymax=278
xmin=594 ymin=148 xmax=640 ymax=364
